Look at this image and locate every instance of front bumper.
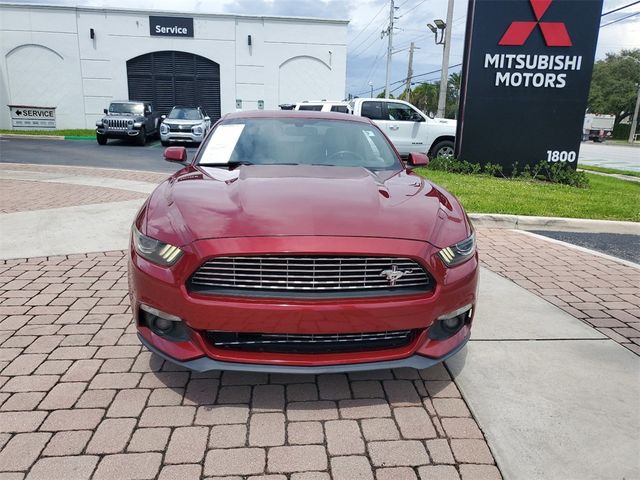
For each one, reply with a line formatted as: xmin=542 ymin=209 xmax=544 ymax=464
xmin=96 ymin=127 xmax=142 ymax=138
xmin=160 ymin=130 xmax=205 ymax=143
xmin=129 ymin=236 xmax=478 ymax=370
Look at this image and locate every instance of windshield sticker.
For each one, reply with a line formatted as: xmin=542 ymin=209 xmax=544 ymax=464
xmin=199 ymin=124 xmax=245 ymax=164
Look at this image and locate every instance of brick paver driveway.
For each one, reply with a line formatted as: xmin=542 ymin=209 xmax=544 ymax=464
xmin=0 ymin=164 xmax=501 ymax=480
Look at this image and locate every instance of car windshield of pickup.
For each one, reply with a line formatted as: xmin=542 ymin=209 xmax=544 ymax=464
xmin=167 ymin=107 xmax=201 ymax=120
xmin=109 ymin=103 xmax=144 ymax=115
xmin=197 ymin=118 xmax=401 ymax=170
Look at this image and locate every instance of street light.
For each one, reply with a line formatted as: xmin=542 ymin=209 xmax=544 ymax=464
xmin=369 ymin=81 xmax=373 ymax=98
xmin=427 ymin=21 xmax=445 ymax=44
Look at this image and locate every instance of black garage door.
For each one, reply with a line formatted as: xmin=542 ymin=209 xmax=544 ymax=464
xmin=127 ymin=51 xmax=221 ymax=120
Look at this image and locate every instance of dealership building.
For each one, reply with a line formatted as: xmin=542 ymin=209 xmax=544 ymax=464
xmin=0 ymin=2 xmax=348 ymax=129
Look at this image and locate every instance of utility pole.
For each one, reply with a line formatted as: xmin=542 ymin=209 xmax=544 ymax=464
xmin=436 ymin=0 xmax=454 ymax=118
xmin=629 ymin=84 xmax=640 ymax=143
xmin=405 ymin=42 xmax=415 ymax=103
xmin=383 ymin=0 xmax=395 ymax=99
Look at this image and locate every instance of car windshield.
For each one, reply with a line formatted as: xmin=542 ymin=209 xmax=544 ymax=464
xmin=197 ymin=118 xmax=402 ymax=170
xmin=167 ymin=108 xmax=201 ymax=120
xmin=109 ymin=103 xmax=144 ymax=114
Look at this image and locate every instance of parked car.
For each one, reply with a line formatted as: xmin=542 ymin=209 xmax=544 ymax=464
xmin=349 ymin=98 xmax=456 ymax=158
xmin=129 ymin=110 xmax=478 ymax=373
xmin=583 ymin=114 xmax=615 ymax=142
xmin=295 ymin=101 xmax=350 ymax=113
xmin=95 ymin=101 xmax=161 ymax=146
xmin=160 ymin=106 xmax=211 ymax=146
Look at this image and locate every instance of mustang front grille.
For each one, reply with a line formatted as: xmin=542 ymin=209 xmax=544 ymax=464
xmin=205 ymin=329 xmax=417 ymax=353
xmin=189 ymin=256 xmax=432 ymax=297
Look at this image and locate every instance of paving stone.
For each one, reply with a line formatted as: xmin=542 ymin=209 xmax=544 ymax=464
xmin=61 ymin=359 xmax=103 ymax=382
xmin=49 ymin=346 xmax=98 ymax=360
xmin=2 ymin=354 xmax=47 ymax=376
xmin=107 ymin=389 xmax=150 ymax=417
xmin=325 ymin=420 xmax=364 ymax=455
xmin=330 ymin=456 xmax=374 ymax=480
xmin=100 ymin=358 xmax=134 ymax=373
xmin=195 ymin=404 xmax=249 ymax=425
xmin=432 ymin=398 xmax=472 ymax=417
xmin=148 ymin=387 xmax=184 ymax=406
xmin=38 ymin=382 xmax=86 ymax=410
xmin=458 ymin=464 xmax=502 ymax=480
xmin=361 ymin=418 xmax=400 ymax=441
xmin=351 ymin=380 xmax=384 ymax=398
xmin=339 ymin=398 xmax=391 ymax=419
xmin=424 ymin=381 xmax=462 ymax=398
xmin=204 ymin=448 xmax=266 ymax=476
xmin=286 ymin=384 xmax=318 ymax=402
xmin=441 ymin=417 xmax=484 ymax=439
xmin=76 ymin=389 xmax=116 ymax=408
xmin=165 ymin=426 xmax=208 ymax=464
xmin=369 ymin=440 xmax=430 ymax=467
xmin=0 ymin=411 xmax=47 ymax=433
xmin=89 ymin=372 xmax=141 ymax=389
xmin=426 ymin=438 xmax=455 ymax=464
xmin=158 ymin=464 xmax=202 ymax=480
xmin=318 ymin=374 xmax=351 ymax=400
xmin=217 ymin=385 xmax=251 ymax=404
xmin=288 ymin=422 xmax=324 ymax=445
xmin=86 ymin=418 xmax=136 ymax=454
xmin=0 ymin=432 xmax=50 ymax=471
xmin=127 ymin=427 xmax=171 ymax=452
xmin=418 ymin=465 xmax=461 ymax=480
xmin=93 ymin=453 xmax=162 ymax=480
xmin=290 ymin=473 xmax=331 ymax=480
xmin=451 ymin=439 xmax=495 ymax=464
xmin=183 ymin=378 xmax=219 ymax=405
xmin=0 ymin=472 xmax=24 ymax=480
xmin=268 ymin=445 xmax=327 ymax=473
xmin=209 ymin=424 xmax=247 ymax=448
xmin=394 ymin=407 xmax=437 ymax=439
xmin=249 ymin=413 xmax=285 ymax=446
xmin=383 ymin=380 xmax=422 ymax=406
xmin=221 ymin=371 xmax=268 ymax=385
xmin=139 ymin=371 xmax=189 ymax=388
xmin=252 ymin=384 xmax=285 ymax=412
xmin=42 ymin=430 xmax=93 ymax=456
xmin=0 ymin=392 xmax=45 ymax=411
xmin=376 ymin=467 xmax=418 ymax=480
xmin=2 ymin=375 xmax=59 ymax=392
xmin=139 ymin=406 xmax=196 ymax=427
xmin=40 ymin=408 xmax=104 ymax=431
xmin=34 ymin=359 xmax=72 ymax=375
xmin=26 ymin=456 xmax=99 ymax=480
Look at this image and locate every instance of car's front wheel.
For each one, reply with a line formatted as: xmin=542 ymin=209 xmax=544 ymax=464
xmin=136 ymin=127 xmax=146 ymax=146
xmin=96 ymin=134 xmax=107 ymax=145
xmin=432 ymin=140 xmax=455 ymax=158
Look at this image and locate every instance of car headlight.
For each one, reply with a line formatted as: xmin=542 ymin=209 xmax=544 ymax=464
xmin=160 ymin=123 xmax=169 ymax=133
xmin=192 ymin=125 xmax=203 ymax=135
xmin=133 ymin=121 xmax=142 ymax=128
xmin=96 ymin=120 xmax=103 ymax=127
xmin=438 ymin=232 xmax=476 ymax=267
xmin=132 ymin=226 xmax=183 ymax=266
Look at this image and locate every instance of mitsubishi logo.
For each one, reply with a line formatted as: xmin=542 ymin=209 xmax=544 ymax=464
xmin=499 ymin=0 xmax=572 ymax=47
xmin=379 ymin=265 xmax=413 ymax=286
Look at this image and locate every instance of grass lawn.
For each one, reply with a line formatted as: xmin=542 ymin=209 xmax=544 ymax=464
xmin=0 ymin=129 xmax=94 ymax=137
xmin=416 ymin=168 xmax=640 ymax=222
xmin=578 ymin=164 xmax=640 ymax=178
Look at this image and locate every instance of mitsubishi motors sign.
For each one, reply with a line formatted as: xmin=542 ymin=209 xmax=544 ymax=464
xmin=456 ymin=0 xmax=603 ymax=170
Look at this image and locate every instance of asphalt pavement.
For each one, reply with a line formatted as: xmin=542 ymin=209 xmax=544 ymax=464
xmin=578 ymin=142 xmax=640 ymax=172
xmin=531 ymin=230 xmax=640 ymax=264
xmin=0 ymin=136 xmax=188 ymax=173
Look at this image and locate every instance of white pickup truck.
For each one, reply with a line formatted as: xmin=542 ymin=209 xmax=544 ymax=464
xmin=348 ymin=98 xmax=456 ymax=158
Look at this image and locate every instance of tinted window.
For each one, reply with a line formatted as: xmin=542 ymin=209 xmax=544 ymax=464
xmin=198 ymin=118 xmax=401 ymax=170
xmin=387 ymin=102 xmax=416 ymax=121
xmin=360 ymin=101 xmax=386 ymax=120
xmin=330 ymin=105 xmax=348 ymax=113
xmin=298 ymin=105 xmax=323 ymax=111
xmin=109 ymin=103 xmax=143 ymax=114
xmin=167 ymin=108 xmax=202 ymax=120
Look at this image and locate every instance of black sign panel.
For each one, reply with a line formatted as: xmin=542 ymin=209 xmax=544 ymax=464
xmin=149 ymin=16 xmax=194 ymax=37
xmin=456 ymin=0 xmax=603 ymax=170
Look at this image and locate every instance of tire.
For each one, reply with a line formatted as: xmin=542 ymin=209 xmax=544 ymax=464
xmin=161 ymin=140 xmax=170 ymax=147
xmin=96 ymin=134 xmax=107 ymax=145
xmin=432 ymin=140 xmax=455 ymax=158
xmin=136 ymin=127 xmax=146 ymax=146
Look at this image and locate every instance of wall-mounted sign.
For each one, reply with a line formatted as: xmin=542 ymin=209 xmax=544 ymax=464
xmin=456 ymin=0 xmax=603 ymax=171
xmin=149 ymin=16 xmax=194 ymax=37
xmin=258 ymin=100 xmax=264 ymax=110
xmin=236 ymin=99 xmax=243 ymax=110
xmin=9 ymin=105 xmax=56 ymax=129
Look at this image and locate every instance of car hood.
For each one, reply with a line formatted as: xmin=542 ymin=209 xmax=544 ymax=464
xmin=144 ymin=165 xmax=469 ymax=248
xmin=163 ymin=119 xmax=204 ymax=125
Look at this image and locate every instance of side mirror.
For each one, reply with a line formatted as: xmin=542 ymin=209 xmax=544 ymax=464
xmin=204 ymin=116 xmax=210 ymax=122
xmin=164 ymin=146 xmax=187 ymax=163
xmin=410 ymin=113 xmax=424 ymax=122
xmin=103 ymin=108 xmax=108 ymax=114
xmin=161 ymin=114 xmax=166 ymax=120
xmin=407 ymin=152 xmax=429 ymax=167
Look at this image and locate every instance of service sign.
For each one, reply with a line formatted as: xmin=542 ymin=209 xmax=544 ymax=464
xmin=9 ymin=105 xmax=56 ymax=129
xmin=456 ymin=0 xmax=603 ymax=170
xmin=149 ymin=16 xmax=194 ymax=37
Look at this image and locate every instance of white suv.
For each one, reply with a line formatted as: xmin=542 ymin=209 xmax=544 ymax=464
xmin=294 ymin=101 xmax=350 ymax=114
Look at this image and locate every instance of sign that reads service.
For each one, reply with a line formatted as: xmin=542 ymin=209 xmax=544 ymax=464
xmin=149 ymin=16 xmax=194 ymax=37
xmin=9 ymin=105 xmax=56 ymax=129
xmin=456 ymin=0 xmax=603 ymax=171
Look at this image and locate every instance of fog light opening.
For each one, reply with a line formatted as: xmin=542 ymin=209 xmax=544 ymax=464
xmin=140 ymin=305 xmax=189 ymax=342
xmin=427 ymin=304 xmax=473 ymax=340
xmin=151 ymin=316 xmax=174 ymax=335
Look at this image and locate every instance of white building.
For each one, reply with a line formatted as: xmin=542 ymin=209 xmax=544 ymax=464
xmin=0 ymin=2 xmax=348 ymax=129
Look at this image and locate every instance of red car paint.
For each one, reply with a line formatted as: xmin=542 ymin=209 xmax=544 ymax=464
xmin=129 ymin=111 xmax=478 ymax=371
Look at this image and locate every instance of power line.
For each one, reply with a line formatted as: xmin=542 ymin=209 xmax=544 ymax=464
xmin=600 ymin=11 xmax=639 ymax=27
xmin=352 ymin=63 xmax=462 ymax=96
xmin=349 ymin=2 xmax=388 ymax=44
xmin=350 ymin=16 xmax=388 ymax=55
xmin=601 ymin=1 xmax=640 ymax=16
xmin=398 ymin=0 xmax=429 ymax=19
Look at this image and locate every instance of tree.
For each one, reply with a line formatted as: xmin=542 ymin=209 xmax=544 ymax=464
xmin=588 ymin=49 xmax=640 ymax=125
xmin=410 ymin=82 xmax=439 ymax=116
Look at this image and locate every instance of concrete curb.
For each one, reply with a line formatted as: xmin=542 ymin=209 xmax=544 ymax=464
xmin=578 ymin=169 xmax=640 ymax=183
xmin=0 ymin=133 xmax=65 ymax=140
xmin=469 ymin=213 xmax=640 ymax=235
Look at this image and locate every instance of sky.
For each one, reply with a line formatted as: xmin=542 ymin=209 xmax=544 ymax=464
xmin=9 ymin=0 xmax=640 ymax=97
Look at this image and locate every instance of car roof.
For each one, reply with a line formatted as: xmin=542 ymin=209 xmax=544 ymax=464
xmin=222 ymin=110 xmax=371 ymax=124
xmin=171 ymin=106 xmax=201 ymax=109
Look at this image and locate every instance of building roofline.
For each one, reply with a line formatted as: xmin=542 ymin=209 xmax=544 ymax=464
xmin=0 ymin=1 xmax=350 ymax=24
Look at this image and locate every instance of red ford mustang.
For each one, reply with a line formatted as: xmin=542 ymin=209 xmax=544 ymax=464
xmin=129 ymin=110 xmax=478 ymax=373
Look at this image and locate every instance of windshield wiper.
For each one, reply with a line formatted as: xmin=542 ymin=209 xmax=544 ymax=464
xmin=199 ymin=161 xmax=301 ymax=170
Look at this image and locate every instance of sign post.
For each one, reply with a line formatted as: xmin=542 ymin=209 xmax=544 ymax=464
xmin=9 ymin=105 xmax=56 ymax=129
xmin=455 ymin=0 xmax=603 ymax=171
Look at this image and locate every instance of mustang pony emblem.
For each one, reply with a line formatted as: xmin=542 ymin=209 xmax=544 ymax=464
xmin=379 ymin=265 xmax=413 ymax=286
